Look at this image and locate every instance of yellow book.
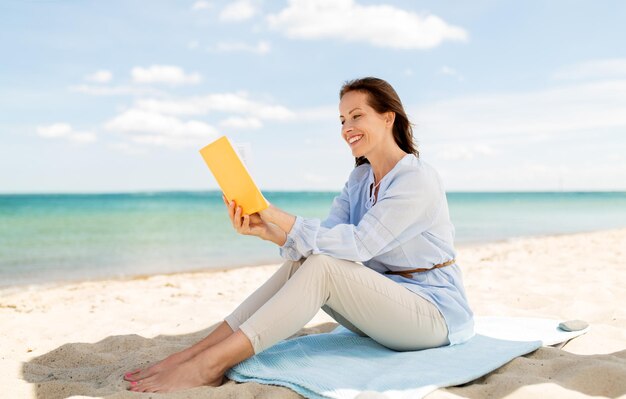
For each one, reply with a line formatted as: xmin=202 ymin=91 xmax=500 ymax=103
xmin=199 ymin=136 xmax=269 ymax=215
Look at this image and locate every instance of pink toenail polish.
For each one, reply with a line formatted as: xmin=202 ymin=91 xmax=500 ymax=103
xmin=131 ymin=381 xmax=137 ymax=386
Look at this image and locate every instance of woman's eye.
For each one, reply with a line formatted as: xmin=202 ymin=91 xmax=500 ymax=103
xmin=340 ymin=120 xmax=345 ymax=125
xmin=353 ymin=114 xmax=361 ymax=120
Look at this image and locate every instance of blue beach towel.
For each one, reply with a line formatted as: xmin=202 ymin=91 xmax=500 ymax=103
xmin=226 ymin=316 xmax=589 ymax=399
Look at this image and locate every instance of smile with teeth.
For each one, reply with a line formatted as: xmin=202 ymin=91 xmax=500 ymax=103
xmin=348 ymin=135 xmax=363 ymax=145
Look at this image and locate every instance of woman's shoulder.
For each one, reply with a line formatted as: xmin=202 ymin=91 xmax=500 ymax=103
xmin=344 ymin=155 xmax=443 ymax=191
xmin=391 ymin=155 xmax=443 ymax=192
xmin=347 ymin=163 xmax=371 ymax=185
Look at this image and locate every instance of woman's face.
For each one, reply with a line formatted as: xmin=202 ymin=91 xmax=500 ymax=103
xmin=339 ymin=90 xmax=392 ymax=159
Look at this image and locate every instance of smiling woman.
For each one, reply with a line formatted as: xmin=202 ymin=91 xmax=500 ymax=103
xmin=124 ymin=77 xmax=474 ymax=394
xmin=340 ymin=77 xmax=419 ymax=166
xmin=338 ymin=77 xmax=420 ymax=207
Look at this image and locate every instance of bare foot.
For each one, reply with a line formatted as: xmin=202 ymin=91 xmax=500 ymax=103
xmin=124 ymin=349 xmax=195 ymax=382
xmin=128 ymin=356 xmax=224 ymax=393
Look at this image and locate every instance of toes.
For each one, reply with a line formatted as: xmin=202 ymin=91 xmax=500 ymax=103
xmin=137 ymin=383 xmax=158 ymax=393
xmin=125 ymin=368 xmax=154 ymax=382
xmin=138 ymin=374 xmax=158 ymax=387
xmin=128 ymin=378 xmax=147 ymax=391
xmin=123 ymin=369 xmax=141 ymax=381
xmin=129 ymin=381 xmax=152 ymax=393
xmin=124 ymin=369 xmax=146 ymax=381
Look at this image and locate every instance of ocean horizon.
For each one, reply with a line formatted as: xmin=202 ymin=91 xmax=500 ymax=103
xmin=2 ymin=190 xmax=626 ymax=287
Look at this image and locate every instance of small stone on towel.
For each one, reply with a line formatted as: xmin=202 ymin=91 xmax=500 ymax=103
xmin=558 ymin=320 xmax=589 ymax=332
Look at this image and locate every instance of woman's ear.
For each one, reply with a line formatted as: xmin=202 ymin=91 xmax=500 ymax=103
xmin=385 ymin=111 xmax=395 ymax=127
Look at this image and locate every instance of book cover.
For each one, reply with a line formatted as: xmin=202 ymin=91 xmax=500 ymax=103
xmin=199 ymin=136 xmax=269 ymax=215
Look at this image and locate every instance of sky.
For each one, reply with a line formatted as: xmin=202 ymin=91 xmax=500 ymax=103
xmin=1 ymin=0 xmax=625 ymax=193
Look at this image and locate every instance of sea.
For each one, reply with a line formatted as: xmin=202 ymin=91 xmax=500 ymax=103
xmin=1 ymin=191 xmax=625 ymax=287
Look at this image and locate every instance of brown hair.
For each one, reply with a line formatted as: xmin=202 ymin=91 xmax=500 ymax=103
xmin=340 ymin=77 xmax=418 ymax=166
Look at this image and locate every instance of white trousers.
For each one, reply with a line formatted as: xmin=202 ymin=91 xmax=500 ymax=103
xmin=225 ymin=254 xmax=449 ymax=354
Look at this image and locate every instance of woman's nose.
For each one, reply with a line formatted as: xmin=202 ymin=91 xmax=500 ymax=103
xmin=342 ymin=123 xmax=353 ymax=135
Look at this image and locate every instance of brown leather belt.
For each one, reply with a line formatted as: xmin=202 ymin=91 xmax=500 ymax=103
xmin=384 ymin=259 xmax=456 ymax=279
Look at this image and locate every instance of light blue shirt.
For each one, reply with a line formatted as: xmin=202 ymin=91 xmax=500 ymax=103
xmin=279 ymin=154 xmax=475 ymax=345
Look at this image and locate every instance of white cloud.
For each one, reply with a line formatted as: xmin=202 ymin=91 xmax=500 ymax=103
xmin=219 ymin=0 xmax=257 ymax=22
xmin=414 ymin=79 xmax=626 ymax=142
xmin=131 ymin=65 xmax=202 ymax=85
xmin=37 ymin=123 xmax=96 ymax=143
xmin=191 ymin=1 xmax=212 ymax=10
xmin=129 ymin=134 xmax=205 ymax=148
xmin=294 ymin=105 xmax=337 ymax=121
xmin=219 ymin=117 xmax=263 ymax=129
xmin=213 ymin=40 xmax=270 ymax=55
xmin=415 ymin=68 xmax=626 ymax=190
xmin=104 ymin=109 xmax=217 ymax=148
xmin=85 ymin=70 xmax=113 ymax=83
xmin=437 ymin=144 xmax=495 ymax=161
xmin=105 ymin=109 xmax=216 ymax=137
xmin=135 ymin=93 xmax=295 ymax=121
xmin=187 ymin=40 xmax=200 ymax=50
xmin=553 ymin=58 xmax=626 ymax=80
xmin=101 ymin=92 xmax=334 ymax=148
xmin=439 ymin=65 xmax=464 ymax=81
xmin=69 ymin=84 xmax=163 ymax=97
xmin=436 ymin=160 xmax=626 ymax=192
xmin=70 ymin=132 xmax=96 ymax=143
xmin=37 ymin=123 xmax=72 ymax=138
xmin=474 ymin=144 xmax=495 ymax=156
xmin=267 ymin=0 xmax=468 ymax=50
xmin=108 ymin=142 xmax=147 ymax=155
xmin=304 ymin=173 xmax=328 ymax=184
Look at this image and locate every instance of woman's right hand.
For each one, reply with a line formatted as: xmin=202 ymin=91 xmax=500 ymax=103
xmin=222 ymin=194 xmax=270 ymax=239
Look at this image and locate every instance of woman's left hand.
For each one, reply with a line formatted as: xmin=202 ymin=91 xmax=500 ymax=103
xmin=222 ymin=194 xmax=270 ymax=239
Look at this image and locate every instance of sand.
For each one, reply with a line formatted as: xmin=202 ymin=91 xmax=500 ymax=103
xmin=1 ymin=228 xmax=625 ymax=398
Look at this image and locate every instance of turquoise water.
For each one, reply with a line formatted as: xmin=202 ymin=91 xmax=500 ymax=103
xmin=1 ymin=191 xmax=625 ymax=287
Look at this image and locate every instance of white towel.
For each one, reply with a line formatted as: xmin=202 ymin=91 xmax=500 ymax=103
xmin=226 ymin=316 xmax=589 ymax=399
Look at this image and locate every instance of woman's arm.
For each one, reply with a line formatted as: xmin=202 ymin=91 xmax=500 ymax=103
xmin=259 ymin=175 xmax=353 ymax=261
xmin=262 ymin=221 xmax=289 ymax=246
xmin=284 ymin=169 xmax=443 ymax=262
xmin=222 ymin=195 xmax=288 ymax=246
xmin=259 ymin=204 xmax=297 ymax=236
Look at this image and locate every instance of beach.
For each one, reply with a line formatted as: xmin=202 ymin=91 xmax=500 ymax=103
xmin=1 ymin=227 xmax=625 ymax=398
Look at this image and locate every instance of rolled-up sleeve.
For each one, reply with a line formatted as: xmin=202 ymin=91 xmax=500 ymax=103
xmin=278 ymin=222 xmax=302 ymax=260
xmin=280 ymin=180 xmax=351 ymax=261
xmin=280 ymin=169 xmax=443 ymax=262
xmin=320 ymin=181 xmax=350 ymax=229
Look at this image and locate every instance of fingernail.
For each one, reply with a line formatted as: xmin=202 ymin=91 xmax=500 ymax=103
xmin=131 ymin=381 xmax=137 ymax=386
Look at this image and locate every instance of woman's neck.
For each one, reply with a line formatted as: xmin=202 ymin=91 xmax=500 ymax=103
xmin=368 ymin=146 xmax=408 ymax=184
